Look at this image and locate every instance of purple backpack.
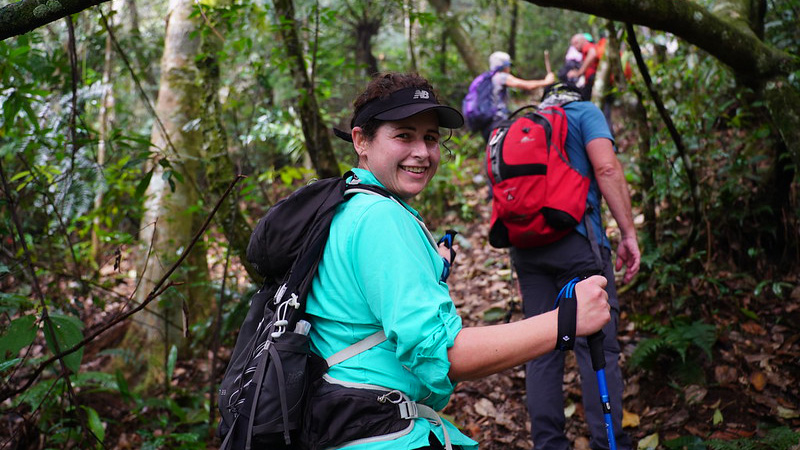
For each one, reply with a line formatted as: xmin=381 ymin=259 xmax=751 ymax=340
xmin=462 ymin=69 xmax=499 ymax=131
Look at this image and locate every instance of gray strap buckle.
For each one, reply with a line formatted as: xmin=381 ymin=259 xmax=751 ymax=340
xmin=377 ymin=390 xmax=420 ymax=420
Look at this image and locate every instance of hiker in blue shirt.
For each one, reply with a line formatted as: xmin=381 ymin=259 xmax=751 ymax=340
xmin=512 ymin=83 xmax=641 ymax=450
xmin=482 ymin=51 xmax=555 ymax=141
xmin=310 ymin=72 xmax=612 ymax=450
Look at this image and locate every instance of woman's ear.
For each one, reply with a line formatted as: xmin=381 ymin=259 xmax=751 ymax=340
xmin=352 ymin=127 xmax=367 ymax=158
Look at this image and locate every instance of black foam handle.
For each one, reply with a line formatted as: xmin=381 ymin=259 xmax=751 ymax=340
xmin=588 ymin=330 xmax=606 ymax=371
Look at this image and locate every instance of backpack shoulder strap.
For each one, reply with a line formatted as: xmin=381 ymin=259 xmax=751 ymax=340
xmin=325 ymin=330 xmax=387 ymax=367
xmin=507 ymin=104 xmax=537 ymax=120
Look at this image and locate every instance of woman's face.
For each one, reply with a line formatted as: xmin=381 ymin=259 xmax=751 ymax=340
xmin=353 ymin=110 xmax=441 ymax=200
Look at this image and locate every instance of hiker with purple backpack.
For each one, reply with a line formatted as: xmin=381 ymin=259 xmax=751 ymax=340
xmin=463 ymin=51 xmax=555 ymax=142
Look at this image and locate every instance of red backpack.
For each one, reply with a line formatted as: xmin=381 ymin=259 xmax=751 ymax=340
xmin=486 ymin=105 xmax=589 ymax=248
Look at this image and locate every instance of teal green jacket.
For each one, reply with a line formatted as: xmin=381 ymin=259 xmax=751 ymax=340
xmin=306 ymin=168 xmax=478 ymax=449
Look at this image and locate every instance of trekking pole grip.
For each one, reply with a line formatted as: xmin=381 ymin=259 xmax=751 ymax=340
xmin=587 ymin=330 xmax=606 ymax=371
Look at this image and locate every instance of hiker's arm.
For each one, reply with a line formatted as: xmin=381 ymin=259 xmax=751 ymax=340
xmin=587 ymin=138 xmax=641 ymax=284
xmin=504 ymin=72 xmax=555 ymax=91
xmin=447 ymin=275 xmax=610 ymax=382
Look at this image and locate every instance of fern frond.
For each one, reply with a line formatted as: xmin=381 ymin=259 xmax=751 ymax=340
xmin=629 ymin=337 xmax=668 ymax=369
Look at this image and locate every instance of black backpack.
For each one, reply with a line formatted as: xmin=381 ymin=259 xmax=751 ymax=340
xmin=217 ymin=172 xmax=389 ymax=450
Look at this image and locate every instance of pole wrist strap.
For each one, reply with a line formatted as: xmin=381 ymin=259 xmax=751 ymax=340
xmin=555 ymin=277 xmax=579 ymax=351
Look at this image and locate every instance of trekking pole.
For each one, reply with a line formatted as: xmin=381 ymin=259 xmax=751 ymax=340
xmin=588 ymin=329 xmax=617 ymax=450
xmin=544 ymin=50 xmax=552 ymax=73
xmin=556 ymin=277 xmax=617 ymax=450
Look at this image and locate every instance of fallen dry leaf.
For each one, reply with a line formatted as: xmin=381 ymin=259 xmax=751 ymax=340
xmin=777 ymin=406 xmax=800 ymax=419
xmin=740 ymin=321 xmax=766 ymax=335
xmin=622 ymin=408 xmax=640 ymax=428
xmin=750 ymin=370 xmax=768 ymax=391
xmin=709 ymin=427 xmax=756 ymax=440
xmin=473 ymin=397 xmax=498 ymax=417
xmin=637 ymin=432 xmax=659 ymax=449
xmin=683 ymin=384 xmax=708 ymax=404
xmin=714 ymin=364 xmax=738 ymax=385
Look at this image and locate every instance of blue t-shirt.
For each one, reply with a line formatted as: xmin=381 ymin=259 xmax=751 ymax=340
xmin=561 ymin=101 xmax=615 ymax=249
xmin=305 ymin=168 xmax=478 ymax=450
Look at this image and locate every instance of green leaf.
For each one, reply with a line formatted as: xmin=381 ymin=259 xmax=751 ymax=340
xmin=43 ymin=313 xmax=84 ymax=373
xmin=134 ymin=170 xmax=154 ymax=199
xmin=0 ymin=358 xmax=22 ymax=372
xmin=82 ymin=405 xmax=105 ymax=445
xmin=712 ymin=407 xmax=723 ymax=425
xmin=115 ymin=369 xmax=133 ymax=402
xmin=0 ymin=315 xmax=37 ymax=363
xmin=9 ymin=170 xmax=31 ymax=182
xmin=740 ymin=308 xmax=759 ymax=321
xmin=166 ymin=344 xmax=178 ymax=381
xmin=0 ymin=291 xmax=33 ymax=314
xmin=482 ymin=306 xmax=507 ymax=323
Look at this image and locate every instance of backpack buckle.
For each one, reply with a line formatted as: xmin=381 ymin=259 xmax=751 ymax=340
xmin=377 ymin=390 xmax=404 ymax=404
xmin=377 ymin=390 xmax=419 ymax=419
xmin=397 ymin=400 xmax=419 ymax=419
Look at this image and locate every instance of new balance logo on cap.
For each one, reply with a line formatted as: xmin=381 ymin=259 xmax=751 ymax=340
xmin=413 ymin=89 xmax=431 ymax=99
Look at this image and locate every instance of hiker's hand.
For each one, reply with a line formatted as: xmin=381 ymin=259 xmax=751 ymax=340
xmin=544 ymin=72 xmax=556 ymax=84
xmin=574 ymin=275 xmax=610 ymax=337
xmin=436 ymin=230 xmax=458 ymax=265
xmin=436 ymin=230 xmax=458 ymax=282
xmin=437 ymin=243 xmax=453 ymax=263
xmin=616 ymin=235 xmax=641 ymax=284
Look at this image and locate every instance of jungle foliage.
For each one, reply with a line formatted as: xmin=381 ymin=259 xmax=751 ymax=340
xmin=1 ymin=0 xmax=798 ymax=448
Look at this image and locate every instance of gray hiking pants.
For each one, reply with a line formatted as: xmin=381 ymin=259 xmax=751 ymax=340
xmin=511 ymin=231 xmax=632 ymax=450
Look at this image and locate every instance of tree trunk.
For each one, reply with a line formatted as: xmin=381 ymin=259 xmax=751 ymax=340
xmin=427 ymin=0 xmax=482 ymax=76
xmin=508 ymin=0 xmax=518 ymax=62
xmin=123 ymin=0 xmax=213 ymax=389
xmin=354 ymin=18 xmax=380 ymax=77
xmin=404 ymin=0 xmax=417 ymax=72
xmin=91 ymin=4 xmax=116 ymax=265
xmin=603 ymin=22 xmax=658 ymax=242
xmin=273 ymin=0 xmax=340 ymax=179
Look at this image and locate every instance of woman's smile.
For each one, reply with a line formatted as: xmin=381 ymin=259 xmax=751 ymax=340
xmin=355 ymin=110 xmax=441 ymax=200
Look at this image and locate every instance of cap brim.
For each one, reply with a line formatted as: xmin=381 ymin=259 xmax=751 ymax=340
xmin=374 ymin=104 xmax=464 ymax=129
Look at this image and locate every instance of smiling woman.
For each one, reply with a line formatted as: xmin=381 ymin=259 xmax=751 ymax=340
xmin=302 ymin=72 xmax=611 ymax=450
xmin=354 ymin=110 xmax=442 ymax=200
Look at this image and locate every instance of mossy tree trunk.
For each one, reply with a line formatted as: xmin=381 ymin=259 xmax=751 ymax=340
xmin=123 ymin=0 xmax=214 ymax=390
xmin=272 ymin=0 xmax=340 ymax=179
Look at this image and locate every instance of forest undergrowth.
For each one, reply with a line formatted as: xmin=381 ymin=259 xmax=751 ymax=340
xmin=3 ymin=156 xmax=799 ymax=450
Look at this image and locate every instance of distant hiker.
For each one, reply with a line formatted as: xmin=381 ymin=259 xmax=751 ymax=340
xmin=512 ymin=83 xmax=640 ymax=450
xmin=306 ymin=72 xmax=611 ymax=450
xmin=479 ymin=51 xmax=555 ymax=141
xmin=567 ymin=33 xmax=600 ymax=100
